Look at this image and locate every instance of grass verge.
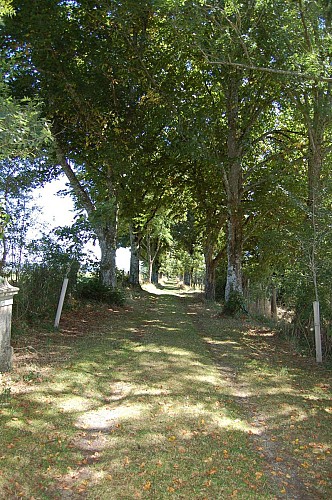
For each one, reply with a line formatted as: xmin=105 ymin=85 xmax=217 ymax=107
xmin=0 ymin=283 xmax=331 ymax=499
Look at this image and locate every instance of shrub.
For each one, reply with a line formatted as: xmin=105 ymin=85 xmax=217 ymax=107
xmin=76 ymin=276 xmax=125 ymax=306
xmin=223 ymin=290 xmax=247 ymax=316
xmin=215 ymin=266 xmax=227 ymax=302
xmin=13 ymin=263 xmax=69 ymax=323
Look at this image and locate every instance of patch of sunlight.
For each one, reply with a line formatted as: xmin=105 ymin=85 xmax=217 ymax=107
xmin=191 ymin=360 xmax=210 ymax=367
xmin=203 ymin=337 xmax=240 ymax=346
xmin=143 ymin=432 xmax=167 ymax=445
xmin=110 ymin=381 xmax=133 ymax=399
xmin=260 ymin=386 xmax=295 ymax=396
xmin=135 ymin=345 xmax=194 ymax=358
xmin=56 ymin=395 xmax=94 ymax=413
xmin=5 ymin=418 xmax=26 ymax=430
xmin=134 ymin=344 xmax=162 ymax=353
xmin=43 ymin=381 xmax=78 ymax=393
xmin=7 ymin=418 xmax=48 ymax=430
xmin=160 ymin=401 xmax=259 ymax=435
xmin=147 ymin=324 xmax=180 ymax=332
xmin=230 ymin=388 xmax=253 ymax=398
xmin=142 ymin=284 xmax=170 ymax=295
xmin=271 ymin=404 xmax=310 ymax=421
xmin=71 ymin=361 xmax=100 ymax=371
xmin=244 ymin=328 xmax=275 ymax=337
xmin=303 ymin=392 xmax=331 ymax=401
xmin=110 ymin=380 xmax=171 ymax=399
xmin=76 ymin=404 xmax=146 ymax=430
xmin=183 ymin=373 xmax=221 ymax=386
xmin=142 ymin=282 xmax=200 ymax=297
xmin=166 ymin=347 xmax=197 ymax=357
xmin=304 ymin=394 xmax=321 ymax=401
xmin=213 ymin=414 xmax=261 ymax=434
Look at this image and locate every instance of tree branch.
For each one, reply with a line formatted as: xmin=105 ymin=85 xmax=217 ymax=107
xmin=201 ymin=53 xmax=332 ymax=83
xmin=54 ymin=143 xmax=95 ymax=216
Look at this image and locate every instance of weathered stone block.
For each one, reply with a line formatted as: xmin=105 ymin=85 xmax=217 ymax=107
xmin=0 ymin=280 xmax=19 ymax=373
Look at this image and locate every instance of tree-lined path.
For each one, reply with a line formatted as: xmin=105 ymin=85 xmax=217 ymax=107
xmin=0 ymin=282 xmax=331 ymax=498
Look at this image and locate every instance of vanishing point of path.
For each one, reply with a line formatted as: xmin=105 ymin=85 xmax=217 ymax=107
xmin=1 ymin=281 xmax=331 ymax=499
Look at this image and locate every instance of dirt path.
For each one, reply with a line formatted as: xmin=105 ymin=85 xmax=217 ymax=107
xmin=185 ymin=292 xmax=331 ymax=499
xmin=1 ymin=282 xmax=331 ymax=499
xmin=186 ymin=303 xmax=321 ymax=498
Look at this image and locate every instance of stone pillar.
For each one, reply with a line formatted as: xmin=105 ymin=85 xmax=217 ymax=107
xmin=0 ymin=279 xmax=19 ymax=372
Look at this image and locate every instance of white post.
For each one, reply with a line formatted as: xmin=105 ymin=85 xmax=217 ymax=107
xmin=54 ymin=276 xmax=69 ymax=329
xmin=313 ymin=301 xmax=322 ymax=363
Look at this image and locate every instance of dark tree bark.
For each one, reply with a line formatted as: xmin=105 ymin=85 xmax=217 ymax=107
xmin=271 ymin=285 xmax=277 ymax=320
xmin=223 ymin=76 xmax=244 ymax=302
xmin=129 ymin=225 xmax=140 ymax=287
xmin=225 ymin=200 xmax=243 ymax=301
xmin=204 ymin=245 xmax=217 ymax=301
xmin=183 ymin=270 xmax=191 ymax=286
xmin=95 ymin=218 xmax=118 ymax=289
xmin=55 ymin=144 xmax=118 ymax=288
xmin=306 ymin=86 xmax=325 ymax=211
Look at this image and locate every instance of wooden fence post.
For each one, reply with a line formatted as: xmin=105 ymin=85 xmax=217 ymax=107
xmin=54 ymin=268 xmax=70 ymax=329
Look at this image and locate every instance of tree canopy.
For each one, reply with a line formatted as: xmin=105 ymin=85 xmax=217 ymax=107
xmin=1 ymin=0 xmax=332 ymax=335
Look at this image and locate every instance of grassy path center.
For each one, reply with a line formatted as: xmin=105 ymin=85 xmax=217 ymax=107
xmin=1 ymin=281 xmax=331 ymax=499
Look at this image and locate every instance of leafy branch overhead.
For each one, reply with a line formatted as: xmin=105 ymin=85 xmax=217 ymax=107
xmin=0 ymin=84 xmax=52 ymax=161
xmin=0 ymin=0 xmax=332 ymax=336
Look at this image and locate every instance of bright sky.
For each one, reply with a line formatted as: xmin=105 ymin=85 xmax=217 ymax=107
xmin=33 ymin=177 xmax=75 ymax=227
xmin=32 ymin=176 xmax=130 ymax=272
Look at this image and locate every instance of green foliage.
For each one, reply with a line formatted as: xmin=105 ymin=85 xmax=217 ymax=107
xmin=283 ymin=279 xmax=332 ymax=358
xmin=13 ymin=263 xmax=71 ymax=322
xmin=0 ymin=84 xmax=52 ymax=161
xmin=0 ymin=386 xmax=11 ymax=404
xmin=10 ymin=227 xmax=81 ymax=323
xmin=76 ymin=276 xmax=125 ymax=306
xmin=223 ymin=290 xmax=247 ymax=317
xmin=0 ymin=0 xmax=14 ymax=20
xmin=22 ymin=370 xmax=41 ymax=382
xmin=0 ymin=201 xmax=9 ymax=239
xmin=1 ymin=0 xmax=332 ymax=341
xmin=215 ymin=265 xmax=227 ymax=302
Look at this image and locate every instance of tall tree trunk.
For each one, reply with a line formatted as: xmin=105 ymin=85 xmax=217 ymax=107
xmin=144 ymin=231 xmax=161 ymax=284
xmin=152 ymin=260 xmax=160 ymax=284
xmin=302 ymin=86 xmax=326 ymax=303
xmin=307 ymin=131 xmax=323 ymax=304
xmin=224 ymin=75 xmax=244 ymax=302
xmin=95 ymin=208 xmax=118 ymax=288
xmin=204 ymin=246 xmax=217 ymax=301
xmin=146 ymin=232 xmax=153 ymax=283
xmin=307 ymin=90 xmax=324 ymax=211
xmin=129 ymin=225 xmax=140 ymax=287
xmin=55 ymin=144 xmax=119 ymax=288
xmin=271 ymin=285 xmax=277 ymax=320
xmin=308 ymin=141 xmax=322 ymax=210
xmin=183 ymin=270 xmax=191 ymax=286
xmin=148 ymin=259 xmax=153 ymax=283
xmin=225 ymin=206 xmax=243 ymax=302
